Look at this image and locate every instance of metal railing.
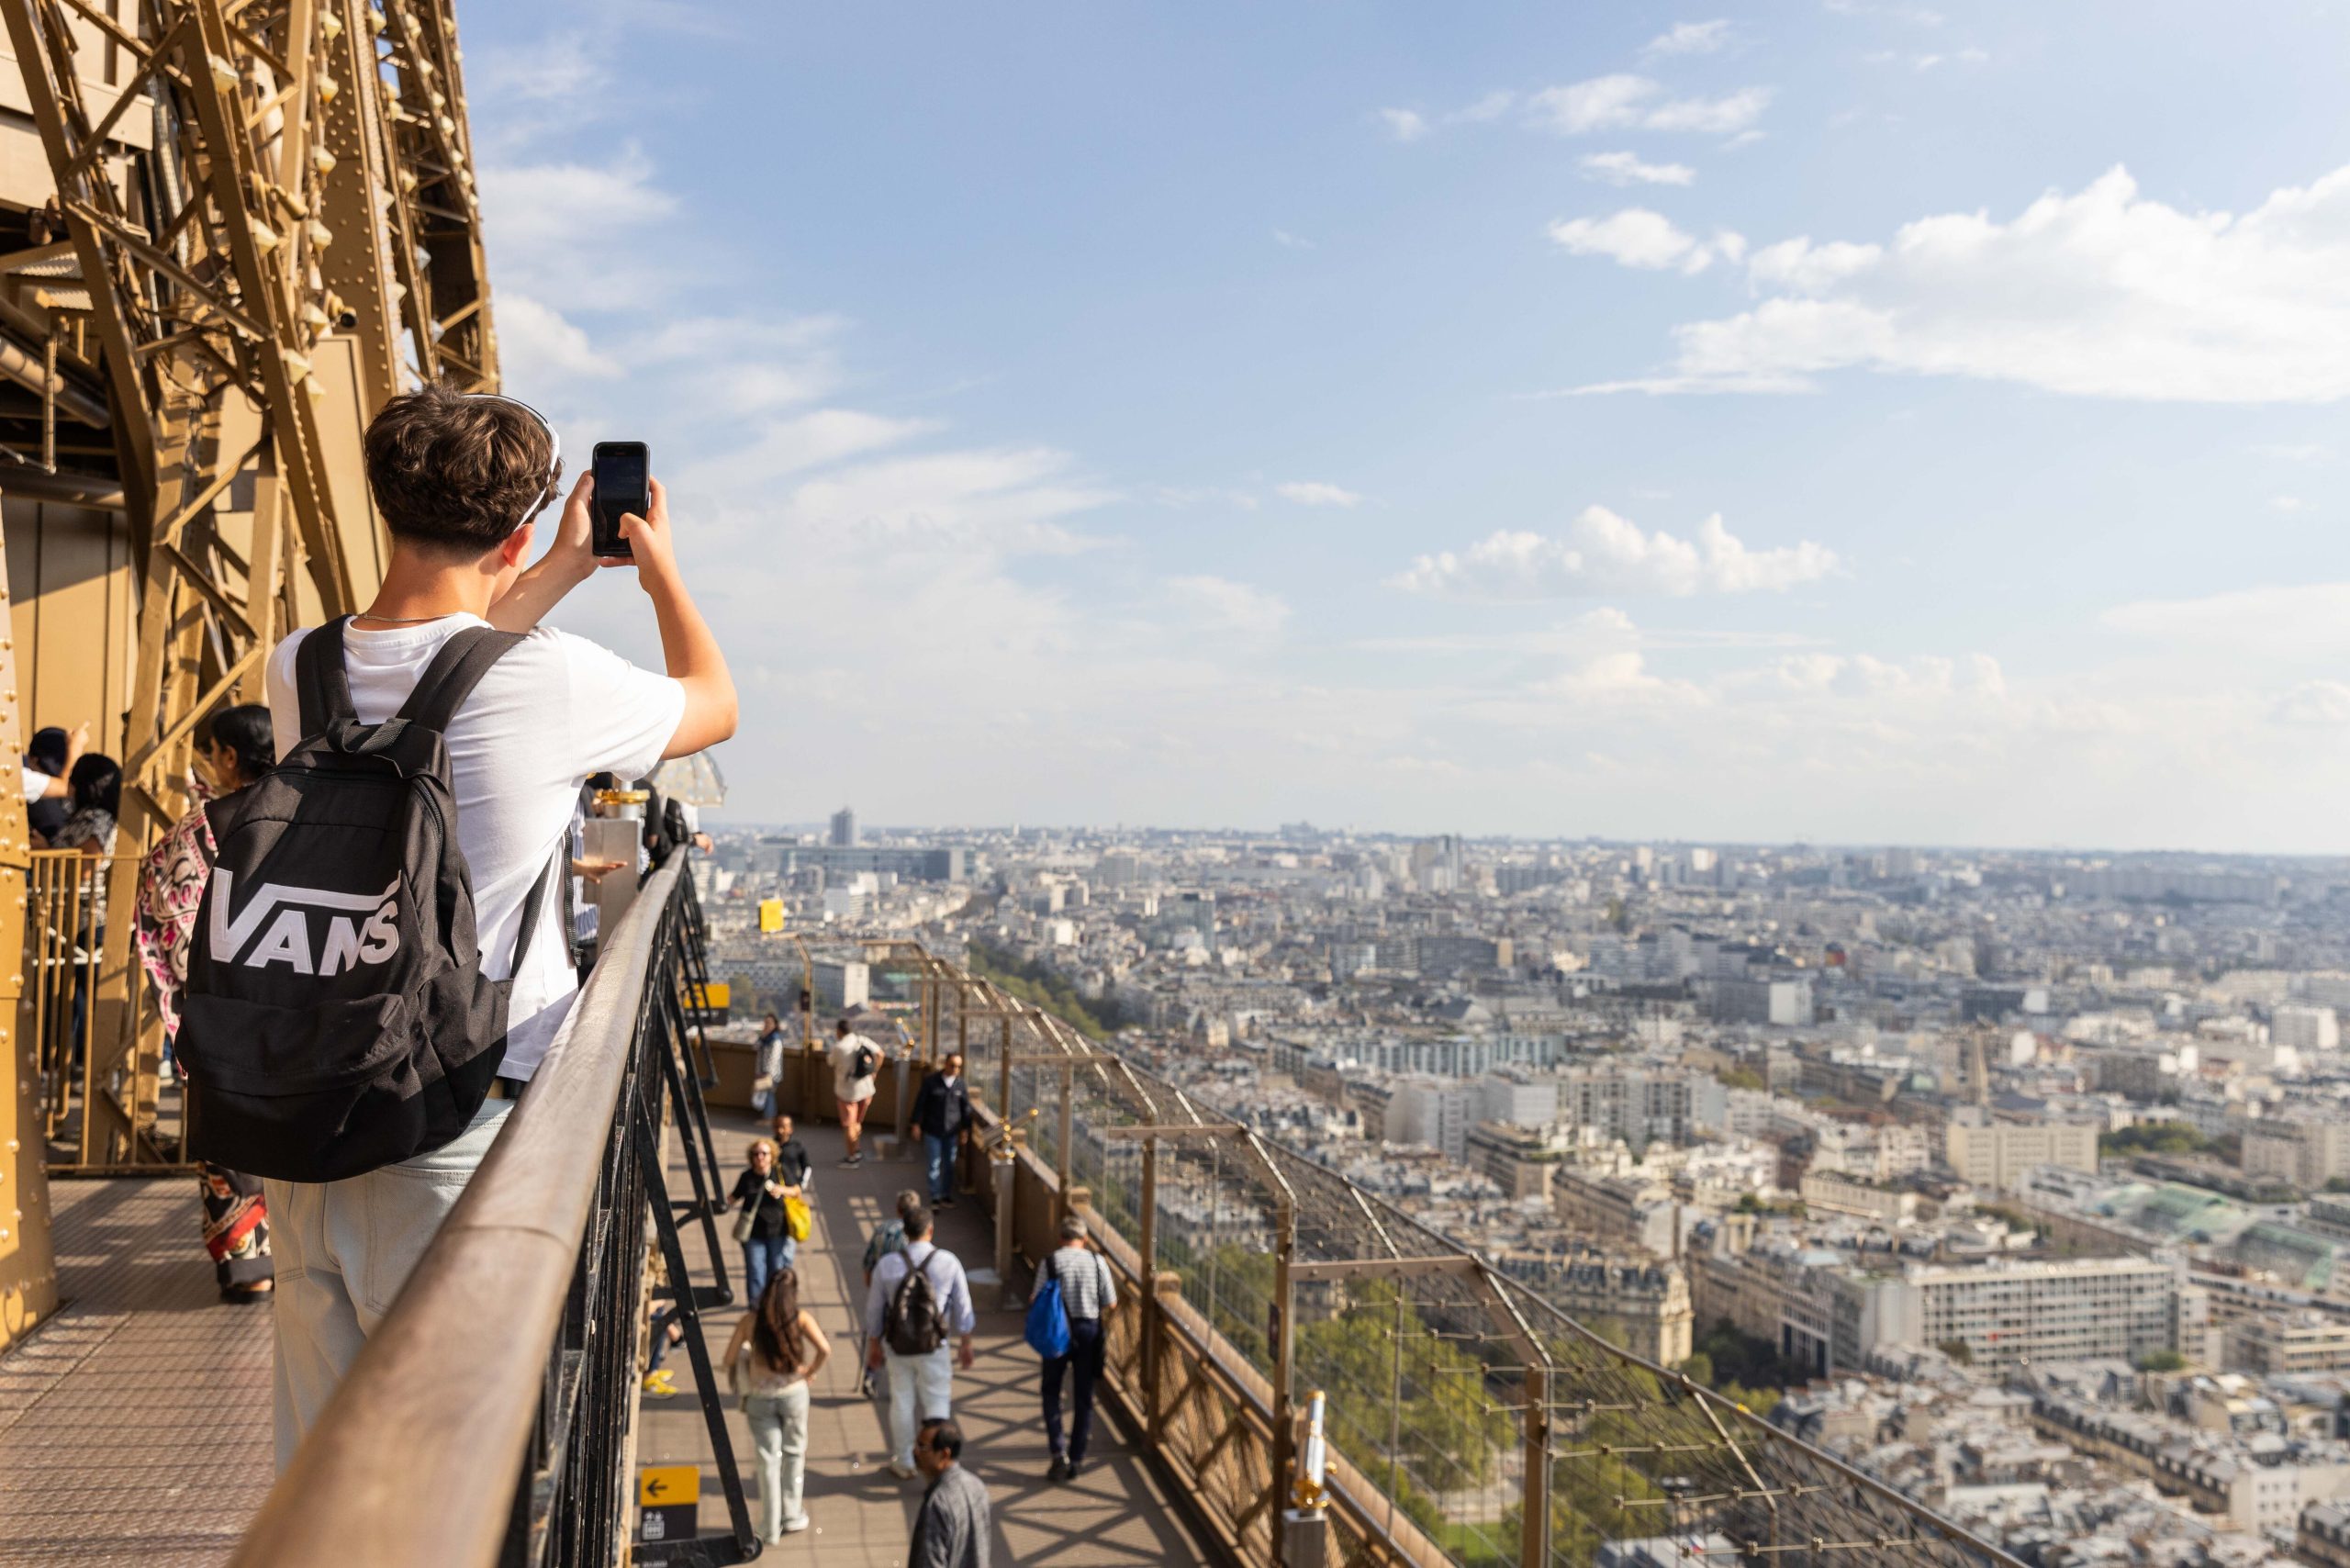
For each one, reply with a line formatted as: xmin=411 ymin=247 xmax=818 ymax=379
xmin=230 ymin=853 xmax=756 ymax=1568
xmin=25 ymin=849 xmax=177 ymax=1171
xmin=901 ymin=946 xmax=2031 ymax=1568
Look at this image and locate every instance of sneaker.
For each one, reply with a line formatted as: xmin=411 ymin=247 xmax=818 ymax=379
xmin=888 ymin=1459 xmax=916 ymax=1480
xmin=782 ymin=1515 xmax=811 ymax=1534
xmin=641 ymin=1370 xmax=677 ymax=1398
xmin=1046 ymin=1456 xmax=1069 ymax=1483
xmin=935 ymin=1197 xmax=957 ymax=1211
xmin=1066 ymin=1458 xmax=1086 ymax=1481
xmin=858 ymin=1369 xmax=878 ymax=1397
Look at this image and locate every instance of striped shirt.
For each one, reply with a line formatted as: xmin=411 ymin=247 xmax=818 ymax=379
xmin=1035 ymin=1246 xmax=1115 ymax=1322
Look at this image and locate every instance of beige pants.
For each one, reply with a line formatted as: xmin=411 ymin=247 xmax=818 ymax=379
xmin=263 ymin=1098 xmax=513 ymax=1471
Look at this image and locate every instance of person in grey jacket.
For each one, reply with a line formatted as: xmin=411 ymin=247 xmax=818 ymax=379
xmin=909 ymin=1417 xmax=991 ymax=1568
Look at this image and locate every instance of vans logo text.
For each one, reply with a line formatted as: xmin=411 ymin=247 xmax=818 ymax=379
xmin=208 ymin=868 xmax=400 ymax=975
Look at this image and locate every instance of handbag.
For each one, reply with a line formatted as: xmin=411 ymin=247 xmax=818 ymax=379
xmin=733 ymin=1183 xmax=765 ymax=1246
xmin=784 ymin=1193 xmax=812 ymax=1244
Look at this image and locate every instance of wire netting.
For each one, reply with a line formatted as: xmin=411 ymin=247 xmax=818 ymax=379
xmin=919 ymin=975 xmax=2016 ymax=1568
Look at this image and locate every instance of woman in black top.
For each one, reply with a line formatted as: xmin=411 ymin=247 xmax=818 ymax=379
xmin=729 ymin=1138 xmax=800 ymax=1307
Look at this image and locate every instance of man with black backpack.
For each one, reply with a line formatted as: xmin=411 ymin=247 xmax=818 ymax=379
xmin=863 ymin=1203 xmax=975 ymax=1479
xmin=214 ymin=386 xmax=735 ymax=1468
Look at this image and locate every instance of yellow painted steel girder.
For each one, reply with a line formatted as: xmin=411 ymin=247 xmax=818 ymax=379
xmin=0 ymin=0 xmax=498 ymax=1350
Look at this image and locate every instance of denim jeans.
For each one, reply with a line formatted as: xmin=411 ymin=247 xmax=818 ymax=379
xmin=923 ymin=1133 xmax=955 ymax=1203
xmin=265 ymin=1097 xmax=513 ymax=1472
xmin=1043 ymin=1316 xmax=1107 ymax=1464
xmin=885 ymin=1346 xmax=955 ymax=1468
xmin=744 ymin=1381 xmax=810 ymax=1539
xmin=743 ymin=1232 xmax=795 ymax=1308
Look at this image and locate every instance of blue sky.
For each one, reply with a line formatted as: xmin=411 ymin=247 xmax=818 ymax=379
xmin=463 ymin=2 xmax=2350 ymax=852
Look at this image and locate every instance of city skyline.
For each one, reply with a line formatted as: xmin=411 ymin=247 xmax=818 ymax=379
xmin=465 ymin=3 xmax=2350 ymax=852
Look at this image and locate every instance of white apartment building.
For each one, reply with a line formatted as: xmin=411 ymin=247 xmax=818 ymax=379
xmin=1832 ymin=1255 xmax=2181 ymax=1371
xmin=2243 ymin=1117 xmax=2350 ymax=1191
xmin=1944 ymin=1112 xmax=2099 ymax=1191
xmin=2275 ymin=1004 xmax=2342 ymax=1054
xmin=1388 ymin=1079 xmax=1472 ymax=1162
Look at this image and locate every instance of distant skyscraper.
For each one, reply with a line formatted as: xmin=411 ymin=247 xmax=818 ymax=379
xmin=829 ymin=807 xmax=858 ymax=846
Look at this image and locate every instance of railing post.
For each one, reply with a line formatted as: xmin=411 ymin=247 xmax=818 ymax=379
xmin=1147 ymin=1272 xmax=1181 ymax=1446
xmin=997 ymin=1014 xmax=1012 ymax=1128
xmin=1139 ymin=1136 xmax=1160 ymax=1432
xmin=994 ymin=1138 xmax=1019 ymax=1311
xmin=1055 ymin=1059 xmax=1075 ymax=1229
xmin=1270 ymin=1196 xmax=1297 ymax=1568
xmin=1522 ymin=1361 xmax=1550 ymax=1568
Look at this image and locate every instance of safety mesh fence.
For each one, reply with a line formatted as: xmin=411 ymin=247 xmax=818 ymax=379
xmin=915 ymin=972 xmax=2016 ymax=1568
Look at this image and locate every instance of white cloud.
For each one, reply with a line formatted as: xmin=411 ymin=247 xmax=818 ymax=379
xmin=1526 ymin=75 xmax=1773 ymax=137
xmin=478 ymin=150 xmax=681 ymax=311
xmin=2272 ymin=495 xmax=2309 ymax=513
xmin=1581 ymin=151 xmax=1697 ymax=187
xmin=1272 ymin=229 xmax=1315 ymax=250
xmin=1823 ymin=0 xmax=1944 ymax=23
xmin=1568 ymin=163 xmax=2350 ymax=403
xmin=1169 ymin=576 xmax=1291 ymax=639
xmin=1277 ymin=481 xmax=1366 ymax=508
xmin=2101 ymin=583 xmax=2350 ymax=661
xmin=1378 ymin=107 xmax=1429 ymax=143
xmin=1393 ymin=507 xmax=1839 ymax=598
xmin=2275 ymin=681 xmax=2350 ymax=726
xmin=495 ymin=293 xmax=621 ymax=384
xmin=1643 ymin=20 xmax=1734 ymax=56
xmin=1549 ymin=210 xmax=1743 ymax=274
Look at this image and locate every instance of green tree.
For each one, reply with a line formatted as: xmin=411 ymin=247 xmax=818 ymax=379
xmin=1937 ymin=1338 xmax=1974 ymax=1365
xmin=2137 ymin=1349 xmax=2187 ymax=1372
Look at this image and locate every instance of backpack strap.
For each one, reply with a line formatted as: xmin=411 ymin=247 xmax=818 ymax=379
xmin=506 ymin=846 xmax=560 ymax=980
xmin=296 ymin=616 xmax=358 ymax=736
xmin=394 ymin=624 xmax=528 ymax=734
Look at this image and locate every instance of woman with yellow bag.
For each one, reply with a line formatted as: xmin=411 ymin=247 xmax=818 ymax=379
xmin=728 ymin=1138 xmax=811 ymax=1306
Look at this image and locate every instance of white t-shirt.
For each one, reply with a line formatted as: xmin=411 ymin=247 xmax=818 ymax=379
xmin=829 ymin=1035 xmax=877 ymax=1103
xmin=20 ymin=767 xmax=53 ymax=803
xmin=265 ymin=614 xmax=685 ymax=1081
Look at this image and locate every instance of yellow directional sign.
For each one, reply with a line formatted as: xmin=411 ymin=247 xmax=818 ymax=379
xmin=639 ymin=1464 xmax=700 ymax=1507
xmin=759 ymin=898 xmax=785 ymax=934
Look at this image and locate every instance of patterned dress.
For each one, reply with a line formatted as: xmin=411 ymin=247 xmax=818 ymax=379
xmin=135 ymin=801 xmax=272 ymax=1292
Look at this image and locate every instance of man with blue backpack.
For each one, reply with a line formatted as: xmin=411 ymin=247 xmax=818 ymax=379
xmin=1026 ymin=1213 xmax=1117 ymax=1482
xmin=185 ymin=386 xmax=736 ymax=1468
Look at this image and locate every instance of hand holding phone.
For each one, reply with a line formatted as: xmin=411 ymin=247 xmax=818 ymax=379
xmin=590 ymin=442 xmax=649 ymax=560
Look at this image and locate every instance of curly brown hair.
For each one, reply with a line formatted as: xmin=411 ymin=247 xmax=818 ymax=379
xmin=363 ymin=383 xmax=561 ymax=557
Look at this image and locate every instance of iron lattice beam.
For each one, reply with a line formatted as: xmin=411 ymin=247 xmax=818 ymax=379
xmin=0 ymin=0 xmax=498 ymax=1170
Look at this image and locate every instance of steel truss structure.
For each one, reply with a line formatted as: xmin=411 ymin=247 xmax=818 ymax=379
xmin=0 ymin=0 xmax=495 ymax=1174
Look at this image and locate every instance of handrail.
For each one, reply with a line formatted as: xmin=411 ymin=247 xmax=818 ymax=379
xmin=230 ymin=858 xmax=684 ymax=1568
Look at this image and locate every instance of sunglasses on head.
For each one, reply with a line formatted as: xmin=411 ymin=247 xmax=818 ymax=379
xmin=463 ymin=392 xmax=561 ymax=528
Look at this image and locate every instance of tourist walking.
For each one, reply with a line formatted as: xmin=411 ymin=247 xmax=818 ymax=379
xmin=829 ymin=1017 xmax=878 ymax=1166
xmin=1035 ymin=1214 xmax=1117 ymax=1480
xmin=729 ymin=1138 xmax=801 ymax=1305
xmin=859 ymin=1188 xmax=923 ymax=1396
xmin=133 ymin=705 xmax=279 ymax=1301
xmin=723 ymin=1266 xmax=830 ymax=1545
xmin=769 ymin=1110 xmax=812 ymax=1199
xmin=908 ymin=1417 xmax=991 ymax=1568
xmin=866 ymin=1204 xmax=975 ymax=1478
xmin=911 ymin=1052 xmax=973 ymax=1209
xmin=753 ymin=1011 xmax=785 ymax=1117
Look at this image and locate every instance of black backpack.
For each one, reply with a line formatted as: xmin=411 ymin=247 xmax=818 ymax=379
xmin=884 ymin=1248 xmax=953 ymax=1356
xmin=851 ymin=1040 xmax=878 ymax=1080
xmin=177 ymin=618 xmax=554 ymax=1182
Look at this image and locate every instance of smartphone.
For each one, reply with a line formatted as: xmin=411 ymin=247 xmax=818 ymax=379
xmin=590 ymin=442 xmax=649 ymax=559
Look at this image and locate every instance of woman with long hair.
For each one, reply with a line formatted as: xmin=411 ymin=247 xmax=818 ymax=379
xmin=722 ymin=1266 xmax=830 ymax=1544
xmin=134 ymin=705 xmax=277 ymax=1300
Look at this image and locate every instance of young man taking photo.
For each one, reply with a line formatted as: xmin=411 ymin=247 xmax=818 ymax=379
xmin=259 ymin=385 xmax=736 ymax=1466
